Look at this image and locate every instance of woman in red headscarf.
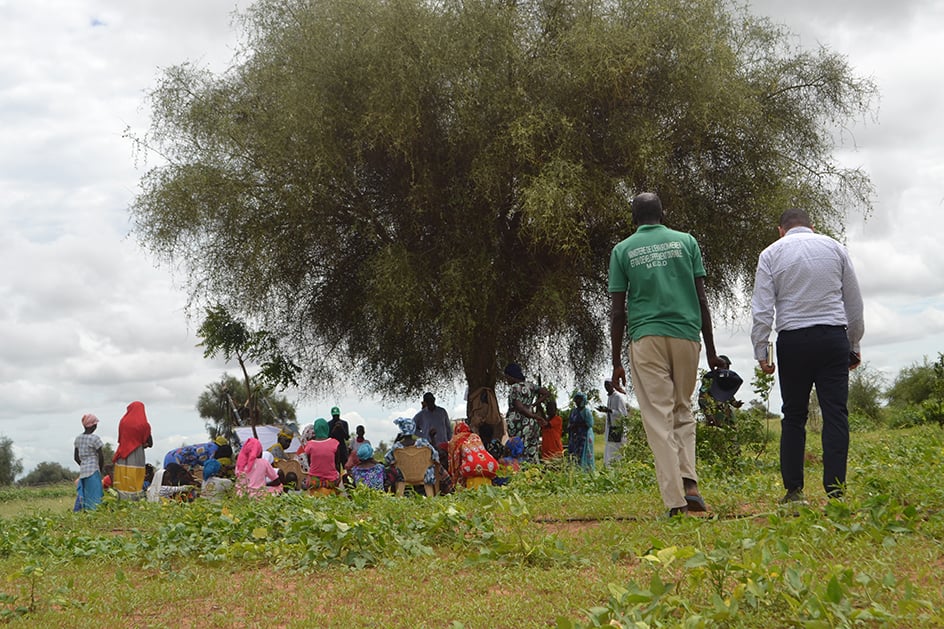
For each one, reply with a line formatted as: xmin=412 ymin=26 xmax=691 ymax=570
xmin=113 ymin=401 xmax=153 ymax=493
xmin=448 ymin=422 xmax=499 ymax=488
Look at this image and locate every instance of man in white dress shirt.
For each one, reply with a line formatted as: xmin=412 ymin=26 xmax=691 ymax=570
xmin=751 ymin=208 xmax=864 ymax=504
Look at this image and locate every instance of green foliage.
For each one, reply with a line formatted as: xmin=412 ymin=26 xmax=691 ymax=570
xmin=0 ymin=483 xmax=74 ymax=504
xmin=197 ymin=306 xmax=300 ymax=427
xmin=197 ymin=305 xmax=300 ymax=390
xmin=847 ymin=362 xmax=886 ymax=428
xmin=18 ymin=463 xmax=76 ymax=487
xmin=131 ymin=0 xmax=875 ymax=397
xmin=696 ymin=408 xmax=768 ymax=469
xmin=3 ymin=425 xmax=944 ymax=626
xmin=0 ymin=437 xmax=22 ymax=486
xmin=886 ymin=358 xmax=937 ymax=407
xmin=883 ymin=354 xmax=944 ymax=428
xmin=562 ymin=530 xmax=926 ymax=628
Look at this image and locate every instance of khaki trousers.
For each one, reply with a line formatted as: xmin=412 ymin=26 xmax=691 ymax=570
xmin=628 ymin=335 xmax=700 ymax=509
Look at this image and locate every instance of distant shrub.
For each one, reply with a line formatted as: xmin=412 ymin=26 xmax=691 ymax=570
xmin=886 ymin=404 xmax=926 ymax=429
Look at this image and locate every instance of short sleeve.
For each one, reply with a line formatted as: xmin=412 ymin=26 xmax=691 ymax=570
xmin=608 ymin=246 xmax=628 ymax=293
xmin=690 ymin=236 xmax=706 ymax=278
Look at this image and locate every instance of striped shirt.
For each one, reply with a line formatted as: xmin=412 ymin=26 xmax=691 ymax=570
xmin=74 ymin=432 xmax=103 ymax=479
xmin=751 ymin=226 xmax=864 ymax=358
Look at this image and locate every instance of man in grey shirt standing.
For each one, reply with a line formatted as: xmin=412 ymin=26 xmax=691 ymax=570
xmin=413 ymin=392 xmax=453 ymax=446
xmin=751 ymin=208 xmax=864 ymax=504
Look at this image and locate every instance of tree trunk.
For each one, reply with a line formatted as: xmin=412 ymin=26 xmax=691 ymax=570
xmin=463 ymin=325 xmax=498 ymax=396
xmin=237 ymin=353 xmax=259 ymax=439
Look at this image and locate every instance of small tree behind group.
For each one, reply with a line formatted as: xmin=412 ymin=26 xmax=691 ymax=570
xmin=196 ymin=373 xmax=297 ymax=444
xmin=197 ymin=305 xmax=300 ymax=438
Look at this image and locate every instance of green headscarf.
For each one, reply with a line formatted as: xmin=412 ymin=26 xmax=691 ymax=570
xmin=313 ymin=418 xmax=330 ymax=439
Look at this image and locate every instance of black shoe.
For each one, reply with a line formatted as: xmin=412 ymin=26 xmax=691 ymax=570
xmin=685 ymin=494 xmax=708 ymax=512
xmin=780 ymin=489 xmax=809 ymax=506
xmin=667 ymin=505 xmax=689 ymax=517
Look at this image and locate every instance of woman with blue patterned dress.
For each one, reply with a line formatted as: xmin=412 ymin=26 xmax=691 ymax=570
xmin=567 ymin=392 xmax=595 ymax=471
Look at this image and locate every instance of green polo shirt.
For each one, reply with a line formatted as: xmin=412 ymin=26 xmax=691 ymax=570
xmin=608 ymin=224 xmax=705 ymax=342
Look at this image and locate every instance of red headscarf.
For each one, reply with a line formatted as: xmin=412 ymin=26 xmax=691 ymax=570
xmin=448 ymin=422 xmax=498 ymax=480
xmin=113 ymin=401 xmax=152 ymax=462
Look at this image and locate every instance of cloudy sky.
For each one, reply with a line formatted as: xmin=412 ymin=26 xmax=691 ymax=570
xmin=2 ymin=1 xmax=942 ymax=475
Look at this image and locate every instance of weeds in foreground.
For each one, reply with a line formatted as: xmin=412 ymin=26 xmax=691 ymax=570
xmin=0 ymin=425 xmax=943 ymax=627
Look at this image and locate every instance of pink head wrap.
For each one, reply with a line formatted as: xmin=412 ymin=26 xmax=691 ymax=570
xmin=81 ymin=413 xmax=99 ymax=428
xmin=235 ymin=438 xmax=262 ymax=474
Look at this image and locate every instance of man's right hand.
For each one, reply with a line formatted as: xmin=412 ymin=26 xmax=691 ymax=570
xmin=611 ymin=365 xmax=628 ymax=393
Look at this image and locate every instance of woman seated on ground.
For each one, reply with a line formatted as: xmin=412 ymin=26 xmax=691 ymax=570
xmin=448 ymin=421 xmax=499 ymax=488
xmin=303 ymin=418 xmax=340 ymax=492
xmin=235 ymin=438 xmax=283 ymax=497
xmin=385 ymin=417 xmax=439 ymax=490
xmin=344 ymin=425 xmax=372 ymax=472
xmin=200 ymin=459 xmax=233 ymax=500
xmin=145 ymin=462 xmax=198 ymax=502
xmin=164 ymin=436 xmax=230 ymax=471
xmin=346 ymin=443 xmax=386 ymax=491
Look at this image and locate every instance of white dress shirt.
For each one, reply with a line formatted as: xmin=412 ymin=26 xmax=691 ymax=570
xmin=751 ymin=226 xmax=864 ymax=358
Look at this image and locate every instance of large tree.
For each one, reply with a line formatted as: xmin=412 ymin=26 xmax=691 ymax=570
xmin=131 ymin=0 xmax=874 ymax=397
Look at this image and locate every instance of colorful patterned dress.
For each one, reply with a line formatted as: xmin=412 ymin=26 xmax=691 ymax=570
xmin=505 ymin=380 xmax=541 ymax=464
xmin=350 ymin=463 xmax=386 ymax=490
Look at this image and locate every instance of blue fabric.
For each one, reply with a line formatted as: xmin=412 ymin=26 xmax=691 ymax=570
xmin=393 ymin=416 xmax=416 ymax=436
xmin=357 ymin=443 xmax=374 ymax=462
xmin=506 ymin=436 xmax=524 ymax=458
xmin=203 ymin=459 xmax=222 ymax=480
xmin=567 ymin=406 xmax=595 ymax=471
xmin=77 ymin=471 xmax=103 ymax=511
xmin=504 ymin=363 xmax=524 ymax=381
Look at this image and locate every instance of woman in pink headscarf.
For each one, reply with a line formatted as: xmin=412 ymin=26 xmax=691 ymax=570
xmin=235 ymin=437 xmax=282 ymax=497
xmin=113 ymin=401 xmax=153 ymax=493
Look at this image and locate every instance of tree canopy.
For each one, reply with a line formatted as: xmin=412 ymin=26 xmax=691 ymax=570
xmin=132 ymin=0 xmax=874 ymax=397
xmin=197 ymin=305 xmax=300 ymax=429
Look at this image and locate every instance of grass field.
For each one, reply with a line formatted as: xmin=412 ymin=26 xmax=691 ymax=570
xmin=1 ymin=424 xmax=942 ymax=627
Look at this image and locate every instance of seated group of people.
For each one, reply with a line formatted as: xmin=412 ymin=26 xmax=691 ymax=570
xmin=81 ymin=392 xmax=575 ymax=508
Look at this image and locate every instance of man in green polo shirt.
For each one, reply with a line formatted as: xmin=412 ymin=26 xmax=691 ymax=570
xmin=609 ymin=192 xmax=726 ymax=516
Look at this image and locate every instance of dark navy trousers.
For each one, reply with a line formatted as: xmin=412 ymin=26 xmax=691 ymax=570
xmin=776 ymin=325 xmax=850 ymax=497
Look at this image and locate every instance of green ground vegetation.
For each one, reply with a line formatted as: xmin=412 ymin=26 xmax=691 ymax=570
xmin=2 ymin=422 xmax=943 ymax=627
